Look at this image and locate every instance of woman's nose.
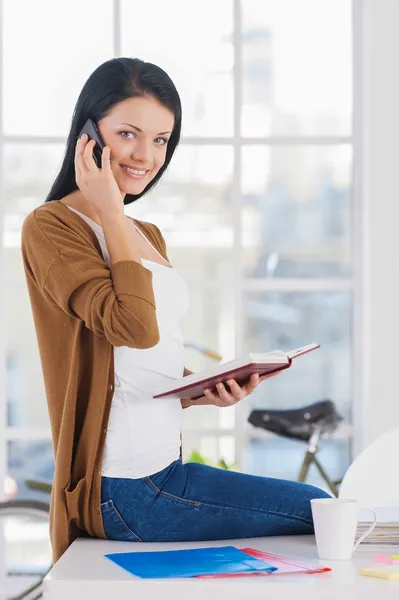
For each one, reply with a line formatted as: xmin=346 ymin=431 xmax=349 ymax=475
xmin=131 ymin=138 xmax=152 ymax=163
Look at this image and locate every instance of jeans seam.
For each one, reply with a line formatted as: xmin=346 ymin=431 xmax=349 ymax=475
xmin=102 ymin=499 xmax=142 ymax=541
xmin=195 ymin=500 xmax=314 ymax=526
xmin=100 ymin=499 xmax=114 ymax=514
xmin=145 ymin=477 xmax=312 ymax=525
xmin=145 ymin=477 xmax=201 ymax=507
xmin=149 ymin=461 xmax=179 ymax=492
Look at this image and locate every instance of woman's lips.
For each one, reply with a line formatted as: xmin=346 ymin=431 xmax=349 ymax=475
xmin=121 ymin=165 xmax=149 ymax=180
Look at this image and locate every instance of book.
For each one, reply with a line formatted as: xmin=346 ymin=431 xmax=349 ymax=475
xmin=104 ymin=546 xmax=277 ymax=579
xmin=153 ymin=343 xmax=320 ymax=400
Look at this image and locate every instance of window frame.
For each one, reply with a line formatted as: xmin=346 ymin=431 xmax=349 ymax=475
xmin=0 ymin=0 xmax=361 ymax=497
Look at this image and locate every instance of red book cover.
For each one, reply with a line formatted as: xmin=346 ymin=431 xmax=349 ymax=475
xmin=154 ymin=343 xmax=320 ymax=400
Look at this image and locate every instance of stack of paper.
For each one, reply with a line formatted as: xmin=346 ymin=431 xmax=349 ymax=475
xmin=105 ymin=546 xmax=331 ymax=579
xmin=357 ymin=507 xmax=399 ymax=546
xmin=356 ymin=522 xmax=399 ymax=546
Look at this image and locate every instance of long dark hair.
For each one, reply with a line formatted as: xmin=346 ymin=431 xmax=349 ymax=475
xmin=45 ymin=57 xmax=182 ymax=205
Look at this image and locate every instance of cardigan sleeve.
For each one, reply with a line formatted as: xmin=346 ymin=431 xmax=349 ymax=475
xmin=21 ymin=210 xmax=160 ymax=349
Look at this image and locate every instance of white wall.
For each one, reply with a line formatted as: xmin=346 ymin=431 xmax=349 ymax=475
xmin=353 ymin=0 xmax=399 ymax=454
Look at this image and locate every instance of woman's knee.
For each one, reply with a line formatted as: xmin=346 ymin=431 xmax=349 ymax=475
xmin=298 ymin=483 xmax=331 ymax=523
xmin=304 ymin=483 xmax=332 ymax=501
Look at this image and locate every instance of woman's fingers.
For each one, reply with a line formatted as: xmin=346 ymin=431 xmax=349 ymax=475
xmin=202 ymin=372 xmax=278 ymax=408
xmin=203 ymin=384 xmax=231 ymax=406
xmin=226 ymin=379 xmax=246 ymax=400
xmin=75 ymin=135 xmax=89 ymax=178
xmin=203 ymin=381 xmax=242 ymax=407
xmin=241 ymin=373 xmax=260 ymax=394
xmin=83 ymin=138 xmax=98 ymax=170
xmin=216 ymin=382 xmax=235 ymax=404
xmin=101 ymin=145 xmax=112 ymax=171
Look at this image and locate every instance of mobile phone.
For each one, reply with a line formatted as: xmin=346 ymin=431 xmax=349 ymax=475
xmin=77 ymin=118 xmax=105 ymax=168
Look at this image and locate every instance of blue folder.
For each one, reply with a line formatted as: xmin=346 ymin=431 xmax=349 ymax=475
xmin=105 ymin=545 xmax=277 ymax=579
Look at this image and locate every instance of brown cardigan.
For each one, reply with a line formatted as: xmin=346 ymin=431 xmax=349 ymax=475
xmin=21 ymin=200 xmax=191 ymax=563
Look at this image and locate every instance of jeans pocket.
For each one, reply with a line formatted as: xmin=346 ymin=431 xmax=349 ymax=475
xmin=100 ymin=499 xmax=142 ymax=542
xmin=145 ymin=477 xmax=201 ymax=508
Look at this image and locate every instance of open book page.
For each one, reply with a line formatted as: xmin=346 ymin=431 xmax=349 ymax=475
xmin=286 ymin=343 xmax=321 ymax=359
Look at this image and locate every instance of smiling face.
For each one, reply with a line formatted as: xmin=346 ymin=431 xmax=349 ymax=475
xmin=98 ymin=95 xmax=175 ymax=197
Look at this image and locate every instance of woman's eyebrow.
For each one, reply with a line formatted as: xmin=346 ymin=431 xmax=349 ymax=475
xmin=120 ymin=122 xmax=171 ymax=135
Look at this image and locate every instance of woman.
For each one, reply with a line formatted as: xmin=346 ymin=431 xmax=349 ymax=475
xmin=21 ymin=57 xmax=330 ymax=563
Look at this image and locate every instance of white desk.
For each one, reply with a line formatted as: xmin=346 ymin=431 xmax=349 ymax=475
xmin=43 ymin=535 xmax=399 ymax=600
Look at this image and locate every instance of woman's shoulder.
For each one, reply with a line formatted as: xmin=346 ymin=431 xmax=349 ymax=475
xmin=22 ymin=201 xmax=58 ymax=237
xmin=21 ymin=202 xmax=69 ymax=274
xmin=22 ymin=200 xmax=97 ymax=254
xmin=24 ymin=200 xmax=66 ymax=225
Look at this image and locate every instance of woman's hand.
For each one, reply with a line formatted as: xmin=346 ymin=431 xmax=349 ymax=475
xmin=201 ymin=371 xmax=279 ymax=408
xmin=74 ymin=133 xmax=125 ymax=220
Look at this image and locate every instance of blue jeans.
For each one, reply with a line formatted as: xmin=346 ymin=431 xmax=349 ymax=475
xmin=100 ymin=460 xmax=331 ymax=542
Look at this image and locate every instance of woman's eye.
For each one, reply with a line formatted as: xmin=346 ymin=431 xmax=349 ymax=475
xmin=120 ymin=131 xmax=135 ymax=139
xmin=120 ymin=132 xmax=167 ymax=145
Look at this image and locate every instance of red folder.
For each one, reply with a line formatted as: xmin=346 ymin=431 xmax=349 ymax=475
xmin=197 ymin=547 xmax=331 ymax=578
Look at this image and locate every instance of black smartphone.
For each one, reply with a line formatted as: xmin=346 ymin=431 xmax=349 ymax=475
xmin=77 ymin=118 xmax=105 ymax=168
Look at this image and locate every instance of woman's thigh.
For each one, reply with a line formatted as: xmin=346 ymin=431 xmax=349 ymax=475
xmin=100 ymin=460 xmax=331 ymax=542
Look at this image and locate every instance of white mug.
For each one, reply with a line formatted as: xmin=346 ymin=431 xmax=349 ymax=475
xmin=310 ymin=498 xmax=377 ymax=560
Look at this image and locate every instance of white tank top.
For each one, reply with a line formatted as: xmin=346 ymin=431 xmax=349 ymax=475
xmin=66 ymin=206 xmax=189 ymax=478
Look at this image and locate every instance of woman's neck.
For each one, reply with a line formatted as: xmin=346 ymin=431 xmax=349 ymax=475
xmin=59 ymin=190 xmax=103 ymax=226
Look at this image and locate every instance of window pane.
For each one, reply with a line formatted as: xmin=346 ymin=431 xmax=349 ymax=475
xmin=181 ymin=284 xmax=235 ymax=432
xmin=243 ymin=291 xmax=352 ymax=418
xmin=4 ymin=144 xmax=65 ymax=427
xmin=242 ymin=289 xmax=352 ymax=486
xmin=242 ymin=145 xmax=352 ymax=278
xmin=242 ymin=0 xmax=352 ymax=136
xmin=4 ymin=441 xmax=52 ymax=594
xmin=126 ymin=145 xmax=235 ymax=282
xmin=182 ymin=434 xmax=236 ymax=466
xmin=244 ymin=437 xmax=350 ymax=492
xmin=8 ymin=441 xmax=54 ymax=501
xmin=121 ymin=0 xmax=234 ymax=137
xmin=3 ymin=0 xmax=113 ymax=135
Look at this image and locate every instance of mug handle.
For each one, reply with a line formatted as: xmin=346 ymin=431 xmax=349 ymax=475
xmin=353 ymin=509 xmax=377 ymax=552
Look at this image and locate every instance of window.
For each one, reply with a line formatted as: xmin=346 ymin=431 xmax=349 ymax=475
xmin=0 ymin=0 xmax=353 ymax=508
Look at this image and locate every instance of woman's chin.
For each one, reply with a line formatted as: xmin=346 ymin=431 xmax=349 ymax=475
xmin=123 ymin=182 xmax=147 ymax=196
xmin=119 ymin=173 xmax=153 ymax=195
xmin=117 ymin=178 xmax=148 ymax=196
